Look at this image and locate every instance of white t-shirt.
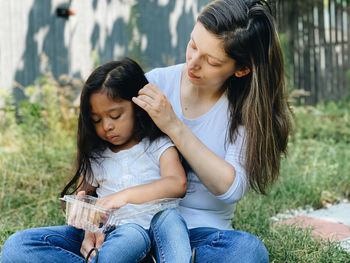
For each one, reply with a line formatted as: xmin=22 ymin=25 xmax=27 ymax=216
xmin=89 ymin=137 xmax=174 ymax=228
xmin=146 ymin=64 xmax=249 ymax=230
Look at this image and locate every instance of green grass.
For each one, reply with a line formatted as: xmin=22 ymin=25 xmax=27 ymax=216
xmin=234 ymin=101 xmax=350 ymax=262
xmin=0 ymin=84 xmax=349 ymax=262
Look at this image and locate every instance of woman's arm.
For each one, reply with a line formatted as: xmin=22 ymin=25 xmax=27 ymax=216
xmin=95 ymin=146 xmax=187 ymax=210
xmin=132 ymin=84 xmax=236 ymax=196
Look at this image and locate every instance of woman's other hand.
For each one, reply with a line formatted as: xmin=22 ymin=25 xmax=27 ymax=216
xmin=132 ymin=83 xmax=180 ymax=135
xmin=80 ymin=231 xmax=105 ymax=262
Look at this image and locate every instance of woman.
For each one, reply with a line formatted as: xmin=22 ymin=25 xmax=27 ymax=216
xmin=133 ymin=0 xmax=292 ymax=262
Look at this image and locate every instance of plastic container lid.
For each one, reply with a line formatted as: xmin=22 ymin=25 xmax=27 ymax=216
xmin=60 ymin=195 xmax=180 ymax=233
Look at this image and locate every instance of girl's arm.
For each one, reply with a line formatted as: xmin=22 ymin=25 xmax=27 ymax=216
xmin=95 ymin=146 xmax=186 ymax=210
xmin=132 ymin=84 xmax=236 ymax=196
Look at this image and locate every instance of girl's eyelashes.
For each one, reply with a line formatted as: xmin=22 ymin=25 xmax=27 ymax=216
xmin=91 ymin=115 xmax=120 ymax=123
xmin=111 ymin=115 xmax=121 ymax=120
xmin=92 ymin=118 xmax=101 ymax=124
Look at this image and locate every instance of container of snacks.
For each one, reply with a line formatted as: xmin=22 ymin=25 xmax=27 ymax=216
xmin=60 ymin=195 xmax=180 ymax=233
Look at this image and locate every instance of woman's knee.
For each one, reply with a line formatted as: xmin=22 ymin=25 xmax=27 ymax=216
xmin=223 ymin=230 xmax=269 ymax=263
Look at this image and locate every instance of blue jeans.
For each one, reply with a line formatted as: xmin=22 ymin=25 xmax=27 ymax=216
xmin=188 ymin=228 xmax=269 ymax=262
xmin=149 ymin=211 xmax=269 ymax=263
xmin=1 ymin=209 xmax=191 ymax=263
xmin=2 ymin=209 xmax=268 ymax=262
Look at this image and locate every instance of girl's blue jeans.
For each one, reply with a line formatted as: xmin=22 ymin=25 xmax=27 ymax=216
xmin=1 ymin=209 xmax=268 ymax=262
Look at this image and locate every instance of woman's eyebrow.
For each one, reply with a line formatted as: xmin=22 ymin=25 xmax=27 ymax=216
xmin=191 ymin=36 xmax=225 ymax=63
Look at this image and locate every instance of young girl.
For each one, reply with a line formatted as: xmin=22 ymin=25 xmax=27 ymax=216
xmin=2 ymin=58 xmax=190 ymax=263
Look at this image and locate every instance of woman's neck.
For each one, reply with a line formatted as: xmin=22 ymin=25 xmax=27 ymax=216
xmin=180 ymin=65 xmax=224 ymax=119
xmin=182 ymin=66 xmax=223 ymax=99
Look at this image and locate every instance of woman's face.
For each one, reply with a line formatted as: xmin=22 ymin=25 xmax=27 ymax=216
xmin=186 ymin=22 xmax=236 ymax=90
xmin=89 ymin=92 xmax=138 ymax=152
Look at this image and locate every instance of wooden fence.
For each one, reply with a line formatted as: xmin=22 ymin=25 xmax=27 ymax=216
xmin=0 ymin=0 xmax=211 ymax=102
xmin=274 ymin=0 xmax=350 ymax=104
xmin=1 ymin=0 xmax=350 ymax=105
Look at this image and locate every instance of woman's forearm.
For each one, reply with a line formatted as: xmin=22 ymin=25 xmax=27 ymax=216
xmin=167 ymin=118 xmax=236 ymax=196
xmin=133 ymin=84 xmax=236 ymax=195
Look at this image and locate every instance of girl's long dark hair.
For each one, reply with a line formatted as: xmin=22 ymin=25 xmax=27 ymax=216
xmin=198 ymin=0 xmax=292 ymax=194
xmin=61 ymin=58 xmax=164 ymax=197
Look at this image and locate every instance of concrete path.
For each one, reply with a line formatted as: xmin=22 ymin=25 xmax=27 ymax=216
xmin=276 ymin=201 xmax=350 ymax=253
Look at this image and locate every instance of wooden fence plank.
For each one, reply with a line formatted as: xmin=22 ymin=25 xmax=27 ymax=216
xmin=276 ymin=0 xmax=350 ymax=103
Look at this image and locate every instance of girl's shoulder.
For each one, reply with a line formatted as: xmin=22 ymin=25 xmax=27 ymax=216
xmin=143 ymin=136 xmax=175 ymax=163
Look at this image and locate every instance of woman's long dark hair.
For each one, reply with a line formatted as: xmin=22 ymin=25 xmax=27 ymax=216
xmin=61 ymin=58 xmax=164 ymax=197
xmin=198 ymin=0 xmax=292 ymax=194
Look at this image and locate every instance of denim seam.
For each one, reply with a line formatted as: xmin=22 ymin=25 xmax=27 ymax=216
xmin=44 ymin=233 xmax=83 ymax=246
xmin=150 ymin=222 xmax=165 ymax=263
xmin=134 ymin=225 xmax=151 ymax=263
xmin=190 ymin=238 xmax=207 ymax=244
xmin=137 ymin=246 xmax=151 ymax=263
xmin=150 ymin=211 xmax=175 ymax=263
xmin=210 ymin=231 xmax=221 ymax=246
xmin=191 ymin=231 xmax=221 ymax=248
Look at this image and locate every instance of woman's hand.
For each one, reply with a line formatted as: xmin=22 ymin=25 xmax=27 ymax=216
xmin=80 ymin=231 xmax=105 ymax=262
xmin=132 ymin=83 xmax=180 ymax=135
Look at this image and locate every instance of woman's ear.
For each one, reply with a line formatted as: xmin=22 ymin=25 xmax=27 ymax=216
xmin=234 ymin=66 xmax=251 ymax=78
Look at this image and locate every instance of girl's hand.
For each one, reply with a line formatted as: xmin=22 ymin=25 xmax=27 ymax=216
xmin=77 ymin=190 xmax=86 ymax=196
xmin=80 ymin=231 xmax=105 ymax=262
xmin=95 ymin=192 xmax=128 ymax=210
xmin=86 ymin=193 xmax=127 ymax=228
xmin=67 ymin=191 xmax=87 ymax=227
xmin=132 ymin=83 xmax=180 ymax=134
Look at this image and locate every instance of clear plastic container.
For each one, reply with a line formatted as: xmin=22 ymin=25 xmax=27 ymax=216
xmin=60 ymin=195 xmax=180 ymax=233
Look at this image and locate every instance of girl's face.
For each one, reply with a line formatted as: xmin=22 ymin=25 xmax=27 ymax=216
xmin=89 ymin=92 xmax=138 ymax=152
xmin=186 ymin=22 xmax=236 ymax=90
